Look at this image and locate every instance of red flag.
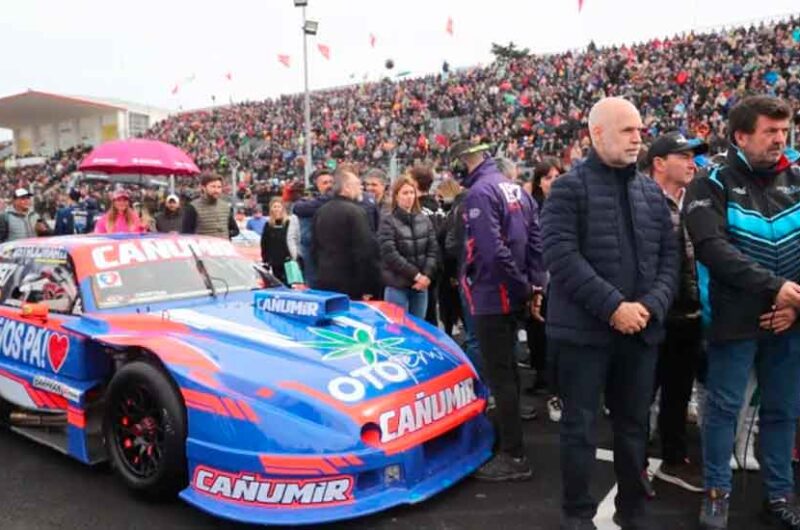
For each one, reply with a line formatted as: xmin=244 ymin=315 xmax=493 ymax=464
xmin=317 ymin=44 xmax=330 ymax=60
xmin=225 ymin=72 xmax=232 ymax=81
xmin=369 ymin=33 xmax=376 ymax=48
xmin=278 ymin=54 xmax=290 ymax=68
xmin=171 ymin=84 xmax=179 ymax=95
xmin=446 ymin=17 xmax=453 ymax=36
xmin=578 ymin=0 xmax=585 ymax=11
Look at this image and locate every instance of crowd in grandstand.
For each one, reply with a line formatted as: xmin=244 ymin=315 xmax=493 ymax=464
xmin=0 ymin=15 xmax=796 ymax=223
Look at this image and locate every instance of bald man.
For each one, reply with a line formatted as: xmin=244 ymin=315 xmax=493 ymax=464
xmin=542 ymin=97 xmax=678 ymax=530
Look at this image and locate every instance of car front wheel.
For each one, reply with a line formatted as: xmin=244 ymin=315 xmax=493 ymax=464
xmin=104 ymin=360 xmax=187 ymax=499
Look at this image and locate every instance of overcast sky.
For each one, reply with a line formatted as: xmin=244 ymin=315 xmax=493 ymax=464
xmin=0 ymin=0 xmax=797 ymax=140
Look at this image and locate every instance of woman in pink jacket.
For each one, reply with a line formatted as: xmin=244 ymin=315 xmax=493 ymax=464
xmin=94 ymin=190 xmax=146 ymax=234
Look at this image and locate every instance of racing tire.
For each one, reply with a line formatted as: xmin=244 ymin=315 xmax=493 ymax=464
xmin=104 ymin=361 xmax=187 ymax=499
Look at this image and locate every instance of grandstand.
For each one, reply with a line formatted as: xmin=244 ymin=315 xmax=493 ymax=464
xmin=143 ymin=14 xmax=800 ymax=181
xmin=0 ymin=90 xmax=170 ymax=157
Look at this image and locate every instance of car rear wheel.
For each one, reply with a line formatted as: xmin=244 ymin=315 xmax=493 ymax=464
xmin=104 ymin=361 xmax=187 ymax=499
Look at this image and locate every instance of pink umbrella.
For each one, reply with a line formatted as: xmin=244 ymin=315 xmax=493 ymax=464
xmin=79 ymin=139 xmax=200 ymax=176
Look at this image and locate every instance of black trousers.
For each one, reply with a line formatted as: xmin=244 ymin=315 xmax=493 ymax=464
xmin=474 ymin=311 xmax=524 ymax=457
xmin=655 ymin=318 xmax=702 ymax=464
xmin=556 ymin=336 xmax=658 ymax=522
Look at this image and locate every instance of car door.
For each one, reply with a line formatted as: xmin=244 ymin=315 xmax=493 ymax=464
xmin=0 ymin=245 xmax=99 ymax=411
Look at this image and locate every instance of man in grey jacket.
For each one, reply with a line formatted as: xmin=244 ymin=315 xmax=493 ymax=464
xmin=0 ymin=188 xmax=46 ymax=242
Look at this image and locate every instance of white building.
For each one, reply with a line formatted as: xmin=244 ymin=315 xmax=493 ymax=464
xmin=0 ymin=90 xmax=171 ymax=157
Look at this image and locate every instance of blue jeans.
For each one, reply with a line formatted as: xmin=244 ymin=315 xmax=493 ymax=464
xmin=703 ymin=334 xmax=800 ymax=498
xmin=384 ymin=287 xmax=428 ymax=319
xmin=458 ymin=288 xmax=483 ymax=377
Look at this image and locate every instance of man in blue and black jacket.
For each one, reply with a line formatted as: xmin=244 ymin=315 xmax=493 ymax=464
xmin=542 ymin=97 xmax=678 ymax=530
xmin=684 ymin=95 xmax=800 ymax=530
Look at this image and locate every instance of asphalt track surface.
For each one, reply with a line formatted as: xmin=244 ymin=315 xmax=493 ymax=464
xmin=0 ymin=383 xmax=788 ymax=530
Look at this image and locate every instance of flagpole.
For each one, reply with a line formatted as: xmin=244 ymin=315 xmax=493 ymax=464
xmin=302 ymin=5 xmax=313 ymax=189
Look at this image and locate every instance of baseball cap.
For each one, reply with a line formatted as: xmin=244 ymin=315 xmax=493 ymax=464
xmin=645 ymin=132 xmax=709 ymax=168
xmin=166 ymin=194 xmax=180 ymax=204
xmin=13 ymin=188 xmax=32 ymax=199
xmin=112 ymin=189 xmax=131 ymax=201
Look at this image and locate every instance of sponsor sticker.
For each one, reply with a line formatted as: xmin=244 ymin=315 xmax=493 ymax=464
xmin=0 ymin=317 xmax=70 ymax=373
xmin=192 ymin=466 xmax=354 ymax=507
xmin=96 ymin=271 xmax=123 ymax=289
xmin=378 ymin=378 xmax=478 ymax=442
xmin=32 ymin=376 xmax=80 ymax=403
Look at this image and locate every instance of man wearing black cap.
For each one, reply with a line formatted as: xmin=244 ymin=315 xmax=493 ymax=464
xmin=450 ymin=138 xmax=546 ymax=482
xmin=644 ymin=133 xmax=708 ymax=493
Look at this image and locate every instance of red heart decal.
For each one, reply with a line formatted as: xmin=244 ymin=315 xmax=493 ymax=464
xmin=47 ymin=334 xmax=70 ymax=373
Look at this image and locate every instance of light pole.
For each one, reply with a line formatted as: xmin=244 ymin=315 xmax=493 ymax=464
xmin=295 ymin=0 xmax=317 ymax=189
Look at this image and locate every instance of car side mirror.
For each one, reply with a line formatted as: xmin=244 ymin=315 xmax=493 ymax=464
xmin=21 ymin=303 xmax=49 ymax=322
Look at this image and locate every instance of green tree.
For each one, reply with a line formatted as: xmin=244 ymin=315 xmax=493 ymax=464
xmin=490 ymin=41 xmax=530 ymax=61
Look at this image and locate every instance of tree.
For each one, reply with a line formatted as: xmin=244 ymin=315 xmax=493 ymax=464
xmin=490 ymin=41 xmax=530 ymax=61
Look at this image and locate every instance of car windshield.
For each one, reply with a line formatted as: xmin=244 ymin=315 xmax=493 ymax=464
xmin=90 ymin=254 xmax=261 ymax=309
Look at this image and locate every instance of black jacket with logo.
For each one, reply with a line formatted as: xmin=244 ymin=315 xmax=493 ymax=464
xmin=684 ymin=147 xmax=800 ymax=342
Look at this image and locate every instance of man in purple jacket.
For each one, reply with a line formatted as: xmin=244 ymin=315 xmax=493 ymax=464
xmin=450 ymin=139 xmax=546 ymax=481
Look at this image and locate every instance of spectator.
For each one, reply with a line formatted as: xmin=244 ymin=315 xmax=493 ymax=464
xmin=451 ymin=139 xmax=545 ymax=482
xmin=53 ymin=190 xmax=79 ymax=236
xmin=260 ymin=198 xmax=292 ymax=283
xmin=684 ymin=95 xmax=800 ymax=530
xmin=364 ymin=168 xmax=392 ymax=217
xmin=528 ymin=157 xmax=564 ymax=411
xmin=409 ymin=163 xmax=445 ymax=326
xmin=246 ymin=205 xmax=268 ymax=235
xmin=0 ymin=188 xmax=46 ymax=242
xmin=378 ymin=175 xmax=438 ymax=318
xmin=642 ymin=132 xmax=708 ymax=494
xmin=155 ymin=194 xmax=184 ymax=233
xmin=294 ymin=170 xmax=335 ymax=287
xmin=93 ymin=190 xmax=145 ymax=234
xmin=531 ymin=157 xmax=563 ymax=207
xmin=181 ymin=173 xmax=239 ymax=239
xmin=434 ymin=177 xmax=463 ymax=336
xmin=542 ymin=97 xmax=678 ymax=529
xmin=312 ymin=165 xmax=379 ymax=300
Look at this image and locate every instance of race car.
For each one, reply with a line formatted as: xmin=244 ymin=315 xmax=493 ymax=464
xmin=0 ymin=233 xmax=493 ymax=526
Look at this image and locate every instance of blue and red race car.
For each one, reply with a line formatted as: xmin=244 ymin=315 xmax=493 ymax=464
xmin=0 ymin=233 xmax=493 ymax=525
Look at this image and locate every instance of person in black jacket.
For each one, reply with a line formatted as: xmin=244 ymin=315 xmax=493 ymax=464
xmin=542 ymin=97 xmax=678 ymax=530
xmin=155 ymin=194 xmax=184 ymax=233
xmin=684 ymin=96 xmax=800 ymax=530
xmin=260 ymin=198 xmax=292 ymax=284
xmin=642 ymin=133 xmax=708 ymax=495
xmin=312 ymin=165 xmax=379 ymax=300
xmin=408 ymin=164 xmax=445 ymax=326
xmin=378 ymin=175 xmax=438 ymax=318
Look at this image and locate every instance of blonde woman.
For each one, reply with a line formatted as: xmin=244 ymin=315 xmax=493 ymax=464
xmin=94 ymin=190 xmax=145 ymax=234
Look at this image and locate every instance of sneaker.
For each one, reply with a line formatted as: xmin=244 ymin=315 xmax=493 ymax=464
xmin=548 ymin=396 xmax=562 ymax=422
xmin=699 ymin=489 xmax=729 ymax=530
xmin=762 ymin=494 xmax=800 ymax=529
xmin=473 ymin=453 xmax=533 ymax=482
xmin=641 ymin=469 xmax=656 ymax=500
xmin=560 ymin=516 xmax=597 ymax=530
xmin=654 ymin=459 xmax=704 ymax=493
xmin=731 ymin=431 xmax=760 ymax=471
xmin=520 ymin=403 xmax=538 ymax=421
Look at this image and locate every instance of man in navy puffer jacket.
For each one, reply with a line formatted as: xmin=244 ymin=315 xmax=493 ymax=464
xmin=542 ymin=97 xmax=678 ymax=530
